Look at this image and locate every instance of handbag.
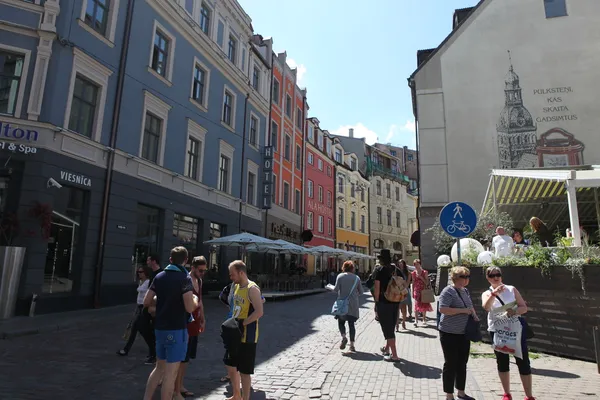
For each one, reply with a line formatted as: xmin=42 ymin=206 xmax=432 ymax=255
xmin=331 ymin=276 xmax=360 ymax=316
xmin=492 ymin=290 xmax=534 ymax=339
xmin=455 ymin=287 xmax=482 ymax=342
xmin=420 ymin=272 xmax=435 ymax=303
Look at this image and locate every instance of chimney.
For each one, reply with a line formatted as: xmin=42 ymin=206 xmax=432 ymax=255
xmin=349 ymin=128 xmax=354 ymax=138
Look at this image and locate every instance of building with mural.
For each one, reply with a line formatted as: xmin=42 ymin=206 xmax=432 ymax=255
xmin=409 ymin=0 xmax=599 ymax=266
xmin=303 ymin=118 xmax=336 ymax=274
xmin=332 ymin=139 xmax=370 ymax=272
xmin=0 ymin=0 xmax=270 ymax=314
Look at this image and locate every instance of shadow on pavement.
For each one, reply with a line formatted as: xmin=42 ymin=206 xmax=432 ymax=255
xmin=397 ymin=330 xmax=437 ymax=339
xmin=394 ymin=358 xmax=442 ymax=379
xmin=342 ymin=351 xmax=382 ymax=361
xmin=532 ymin=368 xmax=580 ymax=379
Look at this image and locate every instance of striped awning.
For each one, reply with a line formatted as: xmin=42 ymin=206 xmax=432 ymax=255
xmin=482 ymin=168 xmax=600 ymax=231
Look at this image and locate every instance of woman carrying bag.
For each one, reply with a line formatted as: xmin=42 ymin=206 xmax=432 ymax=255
xmin=411 ymin=259 xmax=433 ymax=327
xmin=328 ymin=261 xmax=362 ymax=352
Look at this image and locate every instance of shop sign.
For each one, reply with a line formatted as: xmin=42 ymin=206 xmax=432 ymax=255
xmin=262 ymin=146 xmax=273 ymax=209
xmin=0 ymin=141 xmax=37 ymax=154
xmin=271 ymin=222 xmax=300 ymax=241
xmin=59 ymin=170 xmax=92 ymax=188
xmin=0 ymin=120 xmax=39 ymax=142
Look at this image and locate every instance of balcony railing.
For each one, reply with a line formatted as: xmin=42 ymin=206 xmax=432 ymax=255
xmin=366 ymin=158 xmax=410 ymax=183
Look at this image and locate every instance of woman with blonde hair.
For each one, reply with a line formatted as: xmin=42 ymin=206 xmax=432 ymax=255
xmin=330 ymin=260 xmax=362 ymax=352
xmin=529 ymin=217 xmax=554 ymax=247
xmin=438 ymin=266 xmax=478 ymax=400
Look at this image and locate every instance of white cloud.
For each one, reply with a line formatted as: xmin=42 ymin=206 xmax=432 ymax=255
xmin=331 ymin=120 xmax=417 ymax=148
xmin=330 ymin=123 xmax=379 ymax=145
xmin=287 ymin=58 xmax=307 ymax=85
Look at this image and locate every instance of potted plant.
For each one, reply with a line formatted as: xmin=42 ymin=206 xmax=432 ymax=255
xmin=0 ymin=211 xmax=27 ymax=320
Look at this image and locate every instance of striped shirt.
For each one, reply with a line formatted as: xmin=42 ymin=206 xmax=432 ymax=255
xmin=438 ymin=285 xmax=474 ymax=335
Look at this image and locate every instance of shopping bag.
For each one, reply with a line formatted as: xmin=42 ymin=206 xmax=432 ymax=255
xmin=492 ymin=315 xmax=523 ymax=359
xmin=420 ymin=280 xmax=435 ymax=303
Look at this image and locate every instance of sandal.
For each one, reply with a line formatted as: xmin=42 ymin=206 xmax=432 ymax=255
xmin=116 ymin=350 xmax=127 ymax=356
xmin=220 ymin=376 xmax=230 ymax=382
xmin=383 ymin=355 xmax=401 ymax=362
xmin=181 ymin=391 xmax=195 ymax=397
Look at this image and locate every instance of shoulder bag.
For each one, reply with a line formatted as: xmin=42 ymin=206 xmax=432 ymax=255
xmin=420 ymin=271 xmax=435 ymax=303
xmin=454 ymin=287 xmax=482 ymax=342
xmin=331 ymin=276 xmax=360 ymax=316
xmin=491 ymin=289 xmax=534 ymax=339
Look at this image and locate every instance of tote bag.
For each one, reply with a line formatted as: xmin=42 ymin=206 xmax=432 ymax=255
xmin=331 ymin=276 xmax=360 ymax=316
xmin=491 ymin=290 xmax=534 ymax=339
xmin=420 ymin=274 xmax=435 ymax=303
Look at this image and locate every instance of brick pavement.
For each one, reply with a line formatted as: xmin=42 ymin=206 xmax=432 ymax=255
xmin=0 ymin=291 xmax=597 ymax=399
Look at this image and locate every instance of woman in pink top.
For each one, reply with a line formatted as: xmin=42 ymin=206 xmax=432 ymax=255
xmin=411 ymin=259 xmax=433 ymax=327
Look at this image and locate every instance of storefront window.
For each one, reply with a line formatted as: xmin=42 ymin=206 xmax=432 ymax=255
xmin=132 ymin=204 xmax=161 ymax=280
xmin=208 ymin=222 xmax=224 ymax=279
xmin=173 ymin=213 xmax=199 ymax=268
xmin=43 ymin=186 xmax=86 ymax=294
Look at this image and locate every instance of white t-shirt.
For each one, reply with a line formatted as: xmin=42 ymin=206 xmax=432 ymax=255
xmin=492 ymin=235 xmax=513 ymax=257
xmin=136 ymin=280 xmax=150 ymax=305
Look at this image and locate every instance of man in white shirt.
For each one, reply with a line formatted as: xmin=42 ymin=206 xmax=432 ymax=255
xmin=492 ymin=226 xmax=513 ymax=257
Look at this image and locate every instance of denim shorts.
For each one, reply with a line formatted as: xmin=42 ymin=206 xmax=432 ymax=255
xmin=155 ymin=329 xmax=188 ymax=363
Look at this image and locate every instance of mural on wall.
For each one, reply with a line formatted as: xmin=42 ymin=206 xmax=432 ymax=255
xmin=496 ymin=51 xmax=585 ymax=169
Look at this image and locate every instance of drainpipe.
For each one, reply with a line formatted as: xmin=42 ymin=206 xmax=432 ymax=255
xmin=300 ymin=93 xmax=307 ymax=232
xmin=237 ymin=92 xmax=250 ymax=234
xmin=408 ymin=78 xmax=421 ymax=260
xmin=93 ymin=0 xmax=135 ymax=308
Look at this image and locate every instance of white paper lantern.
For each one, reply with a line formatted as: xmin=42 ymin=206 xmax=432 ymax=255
xmin=477 ymin=250 xmax=495 ymax=265
xmin=451 ymin=238 xmax=485 ymax=262
xmin=437 ymin=255 xmax=452 ymax=267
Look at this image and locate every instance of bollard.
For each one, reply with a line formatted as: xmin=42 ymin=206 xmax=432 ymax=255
xmin=29 ymin=293 xmax=38 ymax=317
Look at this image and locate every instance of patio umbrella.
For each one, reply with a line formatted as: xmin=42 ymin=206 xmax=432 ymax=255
xmin=204 ymin=232 xmax=280 ymax=262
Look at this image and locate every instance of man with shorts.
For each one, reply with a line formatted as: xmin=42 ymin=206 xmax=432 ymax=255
xmin=224 ymin=261 xmax=264 ymax=400
xmin=175 ymin=256 xmax=207 ymax=398
xmin=143 ymin=247 xmax=198 ymax=400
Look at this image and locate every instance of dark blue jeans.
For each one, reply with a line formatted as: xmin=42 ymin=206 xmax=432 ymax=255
xmin=337 ymin=315 xmax=358 ymax=342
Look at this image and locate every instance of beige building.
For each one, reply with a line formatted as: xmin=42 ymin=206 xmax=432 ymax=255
xmin=409 ymin=0 xmax=600 ymax=266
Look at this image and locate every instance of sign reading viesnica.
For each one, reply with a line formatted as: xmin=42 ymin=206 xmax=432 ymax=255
xmin=60 ymin=170 xmax=92 ymax=188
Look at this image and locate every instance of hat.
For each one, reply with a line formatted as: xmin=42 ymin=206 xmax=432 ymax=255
xmin=378 ymin=249 xmax=392 ymax=263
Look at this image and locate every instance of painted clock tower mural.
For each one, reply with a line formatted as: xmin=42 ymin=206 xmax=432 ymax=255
xmin=496 ymin=54 xmax=538 ymax=169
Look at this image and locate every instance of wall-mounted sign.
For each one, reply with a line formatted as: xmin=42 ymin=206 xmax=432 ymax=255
xmin=270 ymin=222 xmax=300 ymax=241
xmin=0 ymin=141 xmax=37 ymax=154
xmin=0 ymin=121 xmax=39 ymax=142
xmin=262 ymin=146 xmax=273 ymax=209
xmin=117 ymin=225 xmax=127 ymax=230
xmin=60 ymin=170 xmax=92 ymax=188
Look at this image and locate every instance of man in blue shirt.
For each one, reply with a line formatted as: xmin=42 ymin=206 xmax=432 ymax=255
xmin=143 ymin=246 xmax=198 ymax=400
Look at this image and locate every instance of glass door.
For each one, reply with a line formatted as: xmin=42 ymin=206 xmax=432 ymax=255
xmin=43 ymin=211 xmax=79 ymax=294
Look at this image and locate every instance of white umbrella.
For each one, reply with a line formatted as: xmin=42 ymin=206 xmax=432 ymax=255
xmin=204 ymin=232 xmax=278 ymax=247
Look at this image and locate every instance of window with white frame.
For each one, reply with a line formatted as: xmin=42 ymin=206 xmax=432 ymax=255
xmin=138 ymin=91 xmax=170 ymax=165
xmin=317 ymin=131 xmax=323 ymax=149
xmin=252 ymin=66 xmax=260 ymax=91
xmin=63 ymin=48 xmax=111 ymax=142
xmin=395 ymin=186 xmax=400 ymax=201
xmin=271 ymin=121 xmax=278 ymax=149
xmin=338 ymin=207 xmax=344 ymax=228
xmin=247 ymin=160 xmax=259 ymax=206
xmin=227 ymin=35 xmax=237 ymax=64
xmin=142 ymin=113 xmax=161 ymax=163
xmin=191 ymin=59 xmax=210 ymax=108
xmin=360 ymin=215 xmax=365 ymax=233
xmin=307 ymin=212 xmax=314 ymax=230
xmin=338 ymin=176 xmax=344 ymax=193
xmin=296 ymin=107 xmax=303 ymax=129
xmin=295 ymin=145 xmax=301 ymax=170
xmin=199 ymin=2 xmax=211 ymax=34
xmin=150 ymin=23 xmax=175 ymax=81
xmin=334 ymin=148 xmax=342 ymax=163
xmin=327 ymin=191 xmax=332 ymax=207
xmin=283 ymin=182 xmax=290 ymax=209
xmin=318 ymin=159 xmax=323 ymax=171
xmin=351 ymin=211 xmax=356 ymax=231
xmin=185 ymin=119 xmax=206 ymax=181
xmin=396 ymin=211 xmax=401 ymax=228
xmin=376 ymin=180 xmax=382 ymax=196
xmin=327 ymin=165 xmax=331 ymax=177
xmin=328 ymin=218 xmax=332 ymax=235
xmin=308 ymin=125 xmax=314 ymax=142
xmin=318 ymin=185 xmax=323 ymax=203
xmin=249 ymin=114 xmax=258 ymax=147
xmin=272 ymin=173 xmax=277 ymax=202
xmin=351 ymin=183 xmax=355 ymax=198
xmin=350 ymin=156 xmax=357 ymax=171
xmin=222 ymin=87 xmax=236 ymax=128
xmin=308 ymin=152 xmax=314 ymax=165
xmin=318 ymin=215 xmax=324 ymax=233
xmin=272 ymin=79 xmax=280 ymax=105
xmin=326 ymin=139 xmax=331 ymax=155
xmin=295 ymin=189 xmax=301 ymax=214
xmin=184 ymin=0 xmax=193 ymax=14
xmin=218 ymin=140 xmax=234 ymax=194
xmin=0 ymin=46 xmax=30 ymax=117
xmin=386 ymin=183 xmax=391 ymax=199
xmin=284 ymin=134 xmax=291 ymax=160
xmin=81 ymin=0 xmax=120 ymax=43
xmin=376 ymin=207 xmax=382 ymax=224
xmin=308 ymin=180 xmax=314 ymax=198
xmin=285 ymin=94 xmax=292 ymax=117
xmin=387 ymin=209 xmax=392 ymax=226
xmin=361 ymin=186 xmax=365 ymax=202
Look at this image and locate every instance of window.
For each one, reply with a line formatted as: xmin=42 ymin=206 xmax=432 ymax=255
xmin=173 ymin=213 xmax=199 ymax=268
xmin=272 ymin=79 xmax=280 ymax=105
xmin=249 ymin=115 xmax=258 ymax=147
xmin=308 ymin=152 xmax=314 ymax=165
xmin=295 ymin=189 xmax=301 ymax=214
xmin=377 ymin=207 xmax=382 ymax=224
xmin=360 ymin=188 xmax=365 ymax=202
xmin=338 ymin=176 xmax=344 ymax=193
xmin=318 ymin=186 xmax=323 ymax=203
xmin=350 ymin=157 xmax=357 ymax=171
xmin=284 ymin=135 xmax=291 ymax=160
xmin=386 ymin=183 xmax=391 ymax=199
xmin=222 ymin=89 xmax=234 ymax=127
xmin=317 ymin=131 xmax=323 ymax=149
xmin=191 ymin=62 xmax=208 ymax=106
xmin=85 ymin=0 xmax=110 ymax=35
xmin=142 ymin=113 xmax=161 ymax=163
xmin=272 ymin=174 xmax=277 ymax=202
xmin=218 ymin=155 xmax=230 ymax=192
xmin=335 ymin=149 xmax=342 ymax=163
xmin=186 ymin=136 xmax=201 ymax=180
xmin=285 ymin=94 xmax=292 ymax=117
xmin=391 ymin=150 xmax=397 ymax=157
xmin=351 ymin=211 xmax=356 ymax=231
xmin=351 ymin=183 xmax=355 ymax=198
xmin=327 ymin=191 xmax=332 ymax=207
xmin=338 ymin=208 xmax=344 ymax=228
xmin=184 ymin=0 xmax=194 ymax=14
xmin=318 ymin=159 xmax=323 ymax=171
xmin=396 ymin=212 xmax=401 ymax=228
xmin=387 ymin=209 xmax=392 ymax=226
xmin=296 ymin=145 xmax=301 ymax=170
xmin=407 ymin=154 xmax=413 ymax=161
xmin=199 ymin=2 xmax=211 ymax=35
xmin=151 ymin=30 xmax=170 ymax=77
xmin=396 ymin=186 xmax=400 ymax=201
xmin=132 ymin=204 xmax=161 ymax=279
xmin=326 ymin=139 xmax=331 ymax=155
xmin=296 ymin=107 xmax=303 ymax=129
xmin=307 ymin=212 xmax=314 ymax=230
xmin=360 ymin=215 xmax=365 ymax=233
xmin=252 ymin=66 xmax=260 ymax=90
xmin=318 ymin=215 xmax=324 ymax=233
xmin=0 ymin=49 xmax=29 ymax=116
xmin=68 ymin=76 xmax=99 ymax=138
xmin=283 ymin=182 xmax=290 ymax=209
xmin=544 ymin=0 xmax=567 ymax=18
xmin=247 ymin=172 xmax=256 ymax=206
xmin=208 ymin=222 xmax=224 ymax=274
xmin=376 ymin=180 xmax=382 ymax=196
xmin=327 ymin=166 xmax=332 ymax=177
xmin=328 ymin=218 xmax=333 ymax=235
xmin=271 ymin=121 xmax=278 ymax=149
xmin=308 ymin=125 xmax=314 ymax=142
xmin=228 ymin=35 xmax=237 ymax=64
xmin=308 ymin=180 xmax=314 ymax=198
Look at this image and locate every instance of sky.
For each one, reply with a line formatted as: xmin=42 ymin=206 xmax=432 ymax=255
xmin=237 ymin=0 xmax=476 ymax=149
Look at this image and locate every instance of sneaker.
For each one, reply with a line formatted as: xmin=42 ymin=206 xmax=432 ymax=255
xmin=349 ymin=345 xmax=356 ymax=352
xmin=340 ymin=337 xmax=348 ymax=350
xmin=457 ymin=395 xmax=476 ymax=400
xmin=502 ymin=395 xmax=512 ymax=400
xmin=144 ymin=356 xmax=156 ymax=365
xmin=116 ymin=350 xmax=127 ymax=356
xmin=524 ymin=397 xmax=535 ymax=400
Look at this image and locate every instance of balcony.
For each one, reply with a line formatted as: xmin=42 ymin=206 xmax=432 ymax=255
xmin=366 ymin=158 xmax=409 ymax=183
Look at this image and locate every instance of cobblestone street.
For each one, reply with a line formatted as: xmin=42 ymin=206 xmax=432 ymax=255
xmin=0 ymin=292 xmax=597 ymax=400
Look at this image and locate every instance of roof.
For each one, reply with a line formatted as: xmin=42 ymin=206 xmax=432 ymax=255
xmin=454 ymin=7 xmax=475 ymax=28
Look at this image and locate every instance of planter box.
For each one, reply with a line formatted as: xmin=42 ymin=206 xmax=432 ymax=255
xmin=438 ymin=265 xmax=600 ymax=361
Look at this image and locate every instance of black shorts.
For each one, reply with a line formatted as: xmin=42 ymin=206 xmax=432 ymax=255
xmin=223 ymin=342 xmax=257 ymax=375
xmin=183 ymin=335 xmax=198 ymax=363
xmin=377 ymin=302 xmax=399 ymax=340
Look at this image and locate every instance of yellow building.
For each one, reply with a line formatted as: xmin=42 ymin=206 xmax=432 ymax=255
xmin=333 ymin=143 xmax=371 ymax=272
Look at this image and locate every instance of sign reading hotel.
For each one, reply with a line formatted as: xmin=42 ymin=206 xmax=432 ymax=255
xmin=0 ymin=120 xmax=40 ymax=142
xmin=262 ymin=146 xmax=273 ymax=209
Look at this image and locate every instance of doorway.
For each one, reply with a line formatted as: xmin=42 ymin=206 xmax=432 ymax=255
xmin=43 ymin=211 xmax=80 ymax=294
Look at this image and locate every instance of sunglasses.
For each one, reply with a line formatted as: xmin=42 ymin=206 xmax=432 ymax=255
xmin=488 ymin=273 xmax=502 ymax=278
xmin=196 ymin=268 xmax=207 ymax=273
xmin=458 ymin=275 xmax=470 ymax=279
xmin=137 ymin=270 xmax=145 ymax=274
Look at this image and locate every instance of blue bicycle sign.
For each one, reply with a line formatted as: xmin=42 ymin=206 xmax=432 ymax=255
xmin=440 ymin=202 xmax=477 ymax=238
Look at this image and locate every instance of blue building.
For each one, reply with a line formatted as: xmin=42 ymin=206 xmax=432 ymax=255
xmin=0 ymin=0 xmax=272 ymax=314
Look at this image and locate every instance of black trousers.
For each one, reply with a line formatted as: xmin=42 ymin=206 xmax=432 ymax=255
xmin=337 ymin=315 xmax=357 ymax=342
xmin=439 ymin=331 xmax=470 ymax=394
xmin=124 ymin=305 xmax=155 ymax=357
xmin=490 ymin=331 xmax=532 ymax=375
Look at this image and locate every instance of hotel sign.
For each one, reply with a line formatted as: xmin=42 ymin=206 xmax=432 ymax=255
xmin=0 ymin=120 xmax=40 ymax=142
xmin=262 ymin=146 xmax=273 ymax=209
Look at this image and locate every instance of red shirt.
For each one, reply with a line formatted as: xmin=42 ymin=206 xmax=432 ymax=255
xmin=187 ymin=278 xmax=202 ymax=337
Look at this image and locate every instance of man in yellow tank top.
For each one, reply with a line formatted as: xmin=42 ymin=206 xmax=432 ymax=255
xmin=224 ymin=261 xmax=264 ymax=400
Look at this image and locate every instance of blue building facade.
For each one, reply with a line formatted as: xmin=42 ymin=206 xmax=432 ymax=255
xmin=0 ymin=0 xmax=272 ymax=314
